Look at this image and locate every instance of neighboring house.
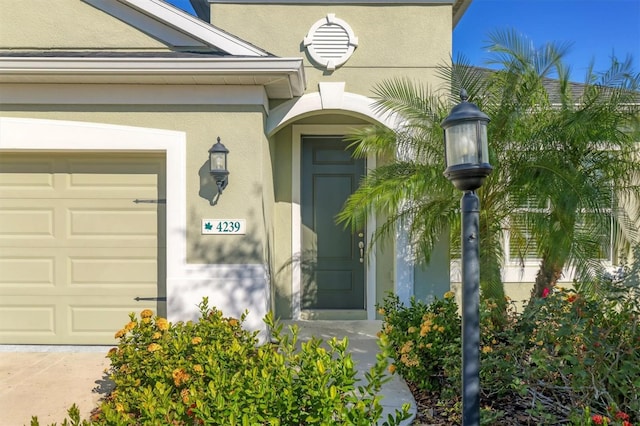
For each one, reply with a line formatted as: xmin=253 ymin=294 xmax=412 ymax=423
xmin=449 ymin=74 xmax=640 ymax=306
xmin=0 ymin=0 xmax=470 ymax=344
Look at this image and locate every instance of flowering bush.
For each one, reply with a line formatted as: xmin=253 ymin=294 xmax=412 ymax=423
xmin=520 ymin=286 xmax=639 ymax=423
xmin=379 ymin=284 xmax=640 ymax=425
xmin=32 ymin=298 xmax=410 ymax=425
xmin=377 ymin=291 xmax=461 ymax=396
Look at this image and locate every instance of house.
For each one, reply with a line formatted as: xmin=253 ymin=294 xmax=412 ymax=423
xmin=0 ymin=0 xmax=470 ymax=344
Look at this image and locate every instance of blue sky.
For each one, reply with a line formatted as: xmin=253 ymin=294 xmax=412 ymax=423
xmin=167 ymin=0 xmax=639 ymax=82
xmin=454 ymin=0 xmax=640 ymax=81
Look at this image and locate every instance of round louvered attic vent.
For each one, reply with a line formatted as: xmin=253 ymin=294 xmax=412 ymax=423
xmin=304 ymin=14 xmax=358 ymax=71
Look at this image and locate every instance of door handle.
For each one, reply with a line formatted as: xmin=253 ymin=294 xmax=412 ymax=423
xmin=358 ymin=241 xmax=365 ymax=263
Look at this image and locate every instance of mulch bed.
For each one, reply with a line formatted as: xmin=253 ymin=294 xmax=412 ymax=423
xmin=407 ymin=382 xmax=551 ymax=426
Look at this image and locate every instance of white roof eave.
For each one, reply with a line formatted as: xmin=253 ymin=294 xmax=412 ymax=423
xmin=0 ymin=56 xmax=306 ymax=98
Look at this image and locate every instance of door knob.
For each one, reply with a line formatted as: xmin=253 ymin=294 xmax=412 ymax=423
xmin=358 ymin=241 xmax=365 ymax=263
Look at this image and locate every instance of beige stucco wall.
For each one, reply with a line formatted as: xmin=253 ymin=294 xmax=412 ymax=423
xmin=0 ymin=0 xmax=170 ymax=50
xmin=211 ymin=3 xmax=452 ymax=95
xmin=0 ymin=0 xmax=458 ymax=320
xmin=0 ymin=105 xmax=268 ymax=265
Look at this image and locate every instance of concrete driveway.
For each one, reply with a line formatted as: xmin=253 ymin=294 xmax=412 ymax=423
xmin=0 ymin=347 xmax=112 ymax=426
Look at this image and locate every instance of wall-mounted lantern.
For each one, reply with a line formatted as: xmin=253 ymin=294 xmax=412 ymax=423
xmin=209 ymin=137 xmax=229 ymax=194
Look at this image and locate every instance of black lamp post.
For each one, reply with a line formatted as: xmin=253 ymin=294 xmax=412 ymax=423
xmin=209 ymin=136 xmax=229 ymax=194
xmin=441 ymin=89 xmax=492 ymax=426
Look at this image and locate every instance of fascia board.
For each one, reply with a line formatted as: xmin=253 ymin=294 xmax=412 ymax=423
xmin=208 ymin=0 xmax=453 ymax=3
xmin=0 ymin=56 xmax=306 ymax=97
xmin=88 ymin=0 xmax=269 ymax=56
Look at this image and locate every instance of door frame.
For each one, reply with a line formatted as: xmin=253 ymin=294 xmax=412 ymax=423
xmin=291 ymin=125 xmax=376 ymax=320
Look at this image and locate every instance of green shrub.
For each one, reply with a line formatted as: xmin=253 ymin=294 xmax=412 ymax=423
xmin=377 ymin=291 xmax=461 ymax=396
xmin=378 ymin=285 xmax=639 ymax=425
xmin=32 ymin=298 xmax=410 ymax=426
xmin=519 ymin=286 xmax=639 ymax=422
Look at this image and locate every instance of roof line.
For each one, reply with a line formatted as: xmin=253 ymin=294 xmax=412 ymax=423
xmin=85 ymin=0 xmax=270 ymax=56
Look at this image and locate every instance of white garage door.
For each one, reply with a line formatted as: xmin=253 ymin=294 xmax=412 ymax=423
xmin=0 ymin=152 xmax=166 ymax=345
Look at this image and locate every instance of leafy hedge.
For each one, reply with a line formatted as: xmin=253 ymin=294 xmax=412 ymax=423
xmin=378 ymin=285 xmax=639 ymax=425
xmin=32 ymin=298 xmax=411 ymax=426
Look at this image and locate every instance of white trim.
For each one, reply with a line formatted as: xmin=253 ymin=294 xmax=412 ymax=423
xmin=395 ymin=221 xmax=415 ymax=306
xmin=291 ymin=125 xmax=376 ymax=320
xmin=0 ymin=117 xmax=187 ymax=285
xmin=267 ymin=83 xmax=399 ymax=136
xmin=207 ymin=0 xmax=454 ymax=3
xmin=291 ymin=127 xmax=303 ymax=319
xmin=85 ymin=0 xmax=269 ymax=56
xmin=0 ymin=57 xmax=306 ymax=99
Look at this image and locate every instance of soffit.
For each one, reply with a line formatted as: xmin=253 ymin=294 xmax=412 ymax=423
xmin=0 ymin=56 xmax=306 ymax=99
xmin=193 ymin=0 xmax=472 ymax=28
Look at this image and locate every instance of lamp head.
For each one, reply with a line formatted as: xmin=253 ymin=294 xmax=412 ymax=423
xmin=209 ymin=137 xmax=229 ymax=193
xmin=441 ymin=90 xmax=492 ymax=191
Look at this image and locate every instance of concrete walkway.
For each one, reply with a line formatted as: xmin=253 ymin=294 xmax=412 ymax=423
xmin=0 ymin=321 xmax=415 ymax=426
xmin=0 ymin=346 xmax=113 ymax=426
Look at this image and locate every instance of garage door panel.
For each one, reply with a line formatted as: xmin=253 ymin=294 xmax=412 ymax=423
xmin=69 ymin=207 xmax=157 ymax=240
xmin=69 ymin=255 xmax=158 ymax=288
xmin=0 ymin=152 xmax=165 ymax=345
xmin=0 ymin=207 xmax=55 ymax=238
xmin=70 ymin=299 xmax=155 ymax=335
xmin=0 ymin=248 xmax=157 ymax=293
xmin=0 ymin=256 xmax=55 ymax=288
xmin=0 ymin=202 xmax=159 ymax=247
xmin=0 ymin=303 xmax=56 ymax=335
xmin=0 ymin=298 xmax=156 ymax=344
xmin=0 ymin=157 xmax=55 ymax=197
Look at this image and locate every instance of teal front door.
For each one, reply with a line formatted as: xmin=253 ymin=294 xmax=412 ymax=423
xmin=301 ymin=136 xmax=365 ymax=309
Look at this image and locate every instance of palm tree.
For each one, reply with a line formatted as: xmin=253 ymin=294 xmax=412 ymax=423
xmin=336 ymin=68 xmax=509 ymax=311
xmin=484 ymin=29 xmax=640 ymax=298
xmin=337 ymin=28 xmax=640 ymax=308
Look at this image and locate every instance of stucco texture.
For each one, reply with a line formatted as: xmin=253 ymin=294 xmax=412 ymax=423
xmin=211 ymin=4 xmax=452 ymax=95
xmin=0 ymin=0 xmax=170 ymax=50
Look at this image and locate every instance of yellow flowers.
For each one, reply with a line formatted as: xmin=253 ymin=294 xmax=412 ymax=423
xmin=156 ymin=318 xmax=169 ymax=331
xmin=147 ymin=343 xmax=161 ymax=352
xmin=419 ymin=313 xmax=444 ymax=336
xmin=444 ymin=291 xmax=455 ymax=299
xmin=388 ymin=364 xmax=397 ymax=374
xmin=140 ymin=309 xmax=154 ymax=319
xmin=482 ymin=346 xmax=493 ymax=354
xmin=172 ymin=368 xmax=191 ymax=387
xmin=152 ymin=332 xmax=162 ymax=340
xmin=377 ymin=308 xmax=386 ymax=315
xmin=193 ymin=364 xmax=204 ymax=374
xmin=228 ymin=318 xmax=239 ymax=327
xmin=124 ymin=321 xmax=136 ymax=332
xmin=400 ymin=341 xmax=414 ymax=354
xmin=191 ymin=336 xmax=202 ymax=345
xmin=114 ymin=329 xmax=127 ymax=339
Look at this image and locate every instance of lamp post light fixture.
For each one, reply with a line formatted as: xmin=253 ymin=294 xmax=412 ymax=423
xmin=441 ymin=89 xmax=492 ymax=426
xmin=209 ymin=136 xmax=229 ymax=194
